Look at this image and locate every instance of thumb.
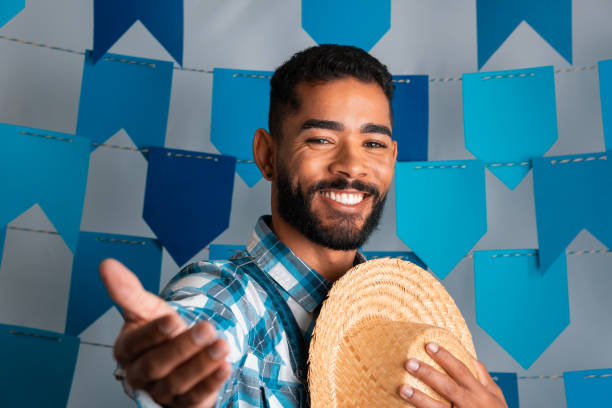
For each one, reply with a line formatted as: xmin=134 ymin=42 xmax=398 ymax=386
xmin=99 ymin=258 xmax=175 ymax=323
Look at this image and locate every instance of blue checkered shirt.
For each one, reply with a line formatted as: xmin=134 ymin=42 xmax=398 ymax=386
xmin=132 ymin=216 xmax=365 ymax=407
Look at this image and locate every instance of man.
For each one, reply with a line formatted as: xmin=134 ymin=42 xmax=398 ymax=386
xmin=101 ymin=45 xmax=507 ymax=408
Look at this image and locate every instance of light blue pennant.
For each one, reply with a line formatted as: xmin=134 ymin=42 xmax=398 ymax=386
xmin=0 ymin=123 xmax=90 ymax=253
xmin=143 ymin=147 xmax=236 ymax=267
xmin=598 ymin=59 xmax=612 ymax=151
xmin=476 ymin=0 xmax=572 ymax=68
xmin=395 ymin=160 xmax=487 ymax=279
xmin=301 ymin=0 xmax=390 ymax=51
xmin=208 ymin=244 xmax=245 ymax=261
xmin=92 ymin=0 xmax=183 ymax=64
xmin=0 ymin=0 xmax=24 ymax=27
xmin=362 ymin=251 xmax=427 ymax=270
xmin=0 ymin=324 xmax=79 ymax=407
xmin=474 ymin=249 xmax=570 ymax=369
xmin=210 ymin=68 xmax=270 ymax=187
xmin=392 ymin=75 xmax=428 ymax=161
xmin=564 ymin=368 xmax=612 ymax=408
xmin=65 ymin=232 xmax=162 ymax=336
xmin=490 ymin=372 xmax=520 ymax=408
xmin=463 ymin=66 xmax=558 ymax=190
xmin=76 ymin=51 xmax=173 ymax=153
xmin=533 ymin=152 xmax=612 ymax=272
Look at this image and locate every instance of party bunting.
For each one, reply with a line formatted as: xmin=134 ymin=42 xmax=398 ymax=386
xmin=76 ymin=51 xmax=173 ymax=154
xmin=476 ymin=0 xmax=572 ymax=68
xmin=463 ymin=66 xmax=558 ymax=190
xmin=474 ymin=249 xmax=570 ymax=369
xmin=490 ymin=372 xmax=520 ymax=408
xmin=65 ymin=232 xmax=162 ymax=336
xmin=0 ymin=123 xmax=90 ymax=253
xmin=392 ymin=75 xmax=428 ymax=161
xmin=598 ymin=59 xmax=612 ymax=151
xmin=92 ymin=0 xmax=183 ymax=64
xmin=0 ymin=324 xmax=79 ymax=407
xmin=208 ymin=244 xmax=246 ymax=261
xmin=143 ymin=147 xmax=236 ymax=266
xmin=210 ymin=68 xmax=270 ymax=187
xmin=533 ymin=152 xmax=612 ymax=272
xmin=0 ymin=0 xmax=24 ymax=28
xmin=395 ymin=160 xmax=487 ymax=279
xmin=564 ymin=368 xmax=612 ymax=408
xmin=301 ymin=0 xmax=390 ymax=51
xmin=362 ymin=251 xmax=427 ymax=270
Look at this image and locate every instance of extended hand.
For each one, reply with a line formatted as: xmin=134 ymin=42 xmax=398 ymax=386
xmin=398 ymin=342 xmax=507 ymax=408
xmin=100 ymin=258 xmax=232 ymax=408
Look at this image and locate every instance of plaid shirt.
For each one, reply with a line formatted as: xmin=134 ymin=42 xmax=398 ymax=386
xmin=133 ymin=216 xmax=365 ymax=408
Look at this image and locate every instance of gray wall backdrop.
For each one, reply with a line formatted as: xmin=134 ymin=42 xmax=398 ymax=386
xmin=1 ymin=1 xmax=611 ymax=407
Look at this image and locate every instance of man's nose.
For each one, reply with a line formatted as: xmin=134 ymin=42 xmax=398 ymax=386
xmin=329 ymin=141 xmax=367 ymax=179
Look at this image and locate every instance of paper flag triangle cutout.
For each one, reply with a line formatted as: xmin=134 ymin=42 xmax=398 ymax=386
xmin=0 ymin=123 xmax=90 ymax=253
xmin=476 ymin=0 xmax=572 ymax=68
xmin=92 ymin=0 xmax=183 ymax=65
xmin=65 ymin=232 xmax=162 ymax=336
xmin=143 ymin=147 xmax=236 ymax=266
xmin=0 ymin=0 xmax=24 ymax=28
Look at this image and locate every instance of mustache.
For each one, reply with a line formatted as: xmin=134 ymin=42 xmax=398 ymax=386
xmin=307 ymin=178 xmax=380 ymax=198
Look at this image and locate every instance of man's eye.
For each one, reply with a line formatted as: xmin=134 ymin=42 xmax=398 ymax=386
xmin=306 ymin=138 xmax=331 ymax=144
xmin=364 ymin=141 xmax=386 ymax=148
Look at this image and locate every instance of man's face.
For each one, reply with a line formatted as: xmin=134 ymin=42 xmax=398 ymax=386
xmin=274 ymin=77 xmax=397 ymax=250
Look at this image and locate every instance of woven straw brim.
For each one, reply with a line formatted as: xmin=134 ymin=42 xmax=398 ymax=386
xmin=308 ymin=258 xmax=477 ymax=408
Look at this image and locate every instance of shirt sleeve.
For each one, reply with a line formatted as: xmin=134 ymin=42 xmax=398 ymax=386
xmin=127 ymin=260 xmax=251 ymax=408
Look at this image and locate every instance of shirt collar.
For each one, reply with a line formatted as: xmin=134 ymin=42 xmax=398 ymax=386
xmin=246 ymin=216 xmax=365 ymax=313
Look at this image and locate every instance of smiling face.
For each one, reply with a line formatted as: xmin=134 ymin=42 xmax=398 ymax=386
xmin=272 ymin=77 xmax=397 ymax=250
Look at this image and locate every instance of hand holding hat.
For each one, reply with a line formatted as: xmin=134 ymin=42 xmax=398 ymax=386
xmin=308 ymin=258 xmax=507 ymax=408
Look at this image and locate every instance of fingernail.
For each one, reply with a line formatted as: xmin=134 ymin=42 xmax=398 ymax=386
xmin=159 ymin=318 xmax=178 ymax=335
xmin=191 ymin=323 xmax=213 ymax=345
xmin=426 ymin=342 xmax=439 ymax=354
xmin=214 ymin=364 xmax=231 ymax=379
xmin=399 ymin=385 xmax=414 ymax=399
xmin=208 ymin=340 xmax=226 ymax=360
xmin=406 ymin=359 xmax=420 ymax=372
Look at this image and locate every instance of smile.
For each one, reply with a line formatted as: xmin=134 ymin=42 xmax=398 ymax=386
xmin=320 ymin=190 xmax=366 ymax=206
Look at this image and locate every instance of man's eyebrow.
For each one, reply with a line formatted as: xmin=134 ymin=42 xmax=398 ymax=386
xmin=299 ymin=119 xmax=344 ymax=132
xmin=361 ymin=123 xmax=392 ymax=137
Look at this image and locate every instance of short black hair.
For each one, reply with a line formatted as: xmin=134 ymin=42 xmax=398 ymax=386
xmin=268 ymin=44 xmax=394 ymax=139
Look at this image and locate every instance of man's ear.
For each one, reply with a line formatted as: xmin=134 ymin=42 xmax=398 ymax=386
xmin=253 ymin=128 xmax=276 ymax=180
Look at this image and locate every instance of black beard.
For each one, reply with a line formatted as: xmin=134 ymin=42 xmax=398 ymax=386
xmin=276 ymin=172 xmax=386 ymax=250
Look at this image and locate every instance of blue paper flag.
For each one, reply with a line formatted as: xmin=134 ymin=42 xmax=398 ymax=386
xmin=533 ymin=152 xmax=612 ymax=272
xmin=93 ymin=0 xmax=183 ymax=64
xmin=476 ymin=0 xmax=572 ymax=68
xmin=463 ymin=66 xmax=558 ymax=190
xmin=302 ymin=0 xmax=390 ymax=51
xmin=76 ymin=51 xmax=173 ymax=153
xmin=210 ymin=68 xmax=270 ymax=187
xmin=0 ymin=0 xmax=24 ymax=27
xmin=0 ymin=123 xmax=90 ymax=253
xmin=564 ymin=368 xmax=612 ymax=408
xmin=490 ymin=372 xmax=520 ymax=408
xmin=395 ymin=160 xmax=487 ymax=279
xmin=65 ymin=232 xmax=162 ymax=336
xmin=143 ymin=147 xmax=236 ymax=266
xmin=363 ymin=251 xmax=427 ymax=270
xmin=392 ymin=76 xmax=429 ymax=161
xmin=208 ymin=244 xmax=246 ymax=261
xmin=474 ymin=249 xmax=570 ymax=369
xmin=0 ymin=324 xmax=79 ymax=407
xmin=598 ymin=59 xmax=612 ymax=151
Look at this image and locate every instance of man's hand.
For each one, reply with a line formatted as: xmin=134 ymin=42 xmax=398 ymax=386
xmin=100 ymin=258 xmax=232 ymax=408
xmin=397 ymin=342 xmax=508 ymax=408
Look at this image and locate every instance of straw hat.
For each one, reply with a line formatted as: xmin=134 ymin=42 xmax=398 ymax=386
xmin=308 ymin=258 xmax=477 ymax=408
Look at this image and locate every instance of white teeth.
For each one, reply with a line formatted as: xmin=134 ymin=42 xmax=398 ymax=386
xmin=321 ymin=191 xmax=364 ymax=205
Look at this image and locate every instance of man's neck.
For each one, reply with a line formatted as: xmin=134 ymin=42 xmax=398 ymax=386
xmin=269 ymin=212 xmax=357 ymax=283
